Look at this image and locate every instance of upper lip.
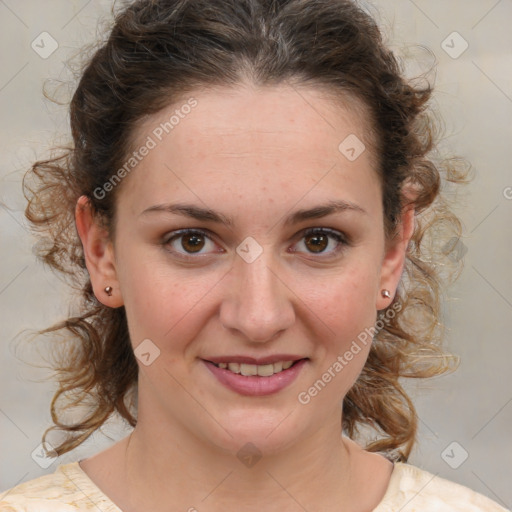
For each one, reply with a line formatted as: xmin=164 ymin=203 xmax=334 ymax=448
xmin=204 ymin=355 xmax=308 ymax=365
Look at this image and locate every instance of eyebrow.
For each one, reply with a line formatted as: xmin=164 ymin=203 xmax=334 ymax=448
xmin=139 ymin=199 xmax=367 ymax=227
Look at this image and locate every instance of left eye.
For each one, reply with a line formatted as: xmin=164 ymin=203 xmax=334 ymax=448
xmin=163 ymin=227 xmax=348 ymax=259
xmin=291 ymin=228 xmax=347 ymax=256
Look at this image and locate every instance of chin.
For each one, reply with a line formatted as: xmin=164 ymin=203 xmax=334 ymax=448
xmin=205 ymin=408 xmax=304 ymax=458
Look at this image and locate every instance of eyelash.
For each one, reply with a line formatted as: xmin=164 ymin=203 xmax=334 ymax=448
xmin=162 ymin=227 xmax=349 ymax=261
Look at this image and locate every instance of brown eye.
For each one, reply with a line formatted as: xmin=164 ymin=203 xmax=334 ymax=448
xmin=293 ymin=228 xmax=348 ymax=257
xmin=181 ymin=233 xmax=205 ymax=253
xmin=304 ymin=233 xmax=328 ymax=253
xmin=164 ymin=229 xmax=218 ymax=258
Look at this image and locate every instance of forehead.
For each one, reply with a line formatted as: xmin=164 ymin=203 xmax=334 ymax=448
xmin=119 ymin=83 xmax=380 ymax=217
xmin=132 ymin=82 xmax=376 ymax=161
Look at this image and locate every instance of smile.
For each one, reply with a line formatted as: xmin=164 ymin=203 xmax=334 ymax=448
xmin=211 ymin=360 xmax=297 ymax=376
xmin=203 ymin=358 xmax=308 ymax=396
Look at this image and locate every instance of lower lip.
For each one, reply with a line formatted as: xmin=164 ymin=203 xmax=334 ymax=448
xmin=203 ymin=359 xmax=308 ymax=396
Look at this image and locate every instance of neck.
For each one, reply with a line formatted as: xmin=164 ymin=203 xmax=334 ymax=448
xmin=120 ymin=410 xmax=358 ymax=512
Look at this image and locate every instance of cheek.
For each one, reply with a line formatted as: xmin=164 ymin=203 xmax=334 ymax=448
xmin=118 ymin=255 xmax=220 ymax=350
xmin=303 ymin=263 xmax=379 ymax=339
xmin=299 ymin=263 xmax=379 ymax=395
xmin=310 ymin=275 xmax=377 ymax=393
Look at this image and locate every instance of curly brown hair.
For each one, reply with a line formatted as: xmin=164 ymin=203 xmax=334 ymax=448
xmin=23 ymin=0 xmax=468 ymax=461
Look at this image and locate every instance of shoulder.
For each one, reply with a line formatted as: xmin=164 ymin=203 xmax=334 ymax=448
xmin=0 ymin=462 xmax=121 ymax=512
xmin=374 ymin=462 xmax=509 ymax=512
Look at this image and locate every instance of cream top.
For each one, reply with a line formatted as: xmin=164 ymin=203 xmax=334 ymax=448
xmin=0 ymin=461 xmax=508 ymax=511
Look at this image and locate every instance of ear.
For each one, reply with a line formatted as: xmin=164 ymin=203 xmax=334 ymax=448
xmin=75 ymin=195 xmax=123 ymax=308
xmin=375 ymin=202 xmax=415 ymax=311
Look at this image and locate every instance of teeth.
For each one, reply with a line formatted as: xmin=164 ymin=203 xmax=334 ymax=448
xmin=228 ymin=362 xmax=240 ymax=374
xmin=240 ymin=363 xmax=257 ymax=376
xmin=257 ymin=364 xmax=274 ymax=377
xmin=215 ymin=360 xmax=298 ymax=376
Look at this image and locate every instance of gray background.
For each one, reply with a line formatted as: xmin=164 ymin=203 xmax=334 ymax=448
xmin=1 ymin=0 xmax=511 ymax=507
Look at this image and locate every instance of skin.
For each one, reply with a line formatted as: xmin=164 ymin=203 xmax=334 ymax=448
xmin=75 ymin=82 xmax=415 ymax=512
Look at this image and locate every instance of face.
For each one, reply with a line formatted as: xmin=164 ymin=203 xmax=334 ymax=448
xmin=79 ymin=83 xmax=409 ymax=458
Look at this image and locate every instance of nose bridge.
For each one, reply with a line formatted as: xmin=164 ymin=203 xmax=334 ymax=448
xmin=220 ymin=249 xmax=295 ymax=342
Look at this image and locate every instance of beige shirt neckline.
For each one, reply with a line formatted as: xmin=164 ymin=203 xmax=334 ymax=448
xmin=60 ymin=459 xmax=406 ymax=511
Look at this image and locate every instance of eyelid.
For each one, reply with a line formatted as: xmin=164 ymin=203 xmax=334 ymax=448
xmin=162 ymin=227 xmax=217 ymax=245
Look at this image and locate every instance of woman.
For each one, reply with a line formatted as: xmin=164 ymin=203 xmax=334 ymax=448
xmin=0 ymin=0 xmax=507 ymax=510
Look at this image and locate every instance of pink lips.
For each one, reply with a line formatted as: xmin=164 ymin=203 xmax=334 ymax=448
xmin=203 ymin=358 xmax=308 ymax=396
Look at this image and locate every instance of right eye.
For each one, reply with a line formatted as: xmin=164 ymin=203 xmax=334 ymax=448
xmin=163 ymin=229 xmax=222 ymax=260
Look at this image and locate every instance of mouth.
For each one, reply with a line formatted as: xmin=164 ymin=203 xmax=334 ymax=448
xmin=202 ymin=357 xmax=309 ymax=396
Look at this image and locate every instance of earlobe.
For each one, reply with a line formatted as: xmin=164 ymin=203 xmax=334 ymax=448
xmin=376 ymin=206 xmax=415 ymax=310
xmin=75 ymin=195 xmax=123 ymax=308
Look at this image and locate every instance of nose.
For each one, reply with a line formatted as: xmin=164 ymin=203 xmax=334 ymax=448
xmin=219 ymin=251 xmax=295 ymax=343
